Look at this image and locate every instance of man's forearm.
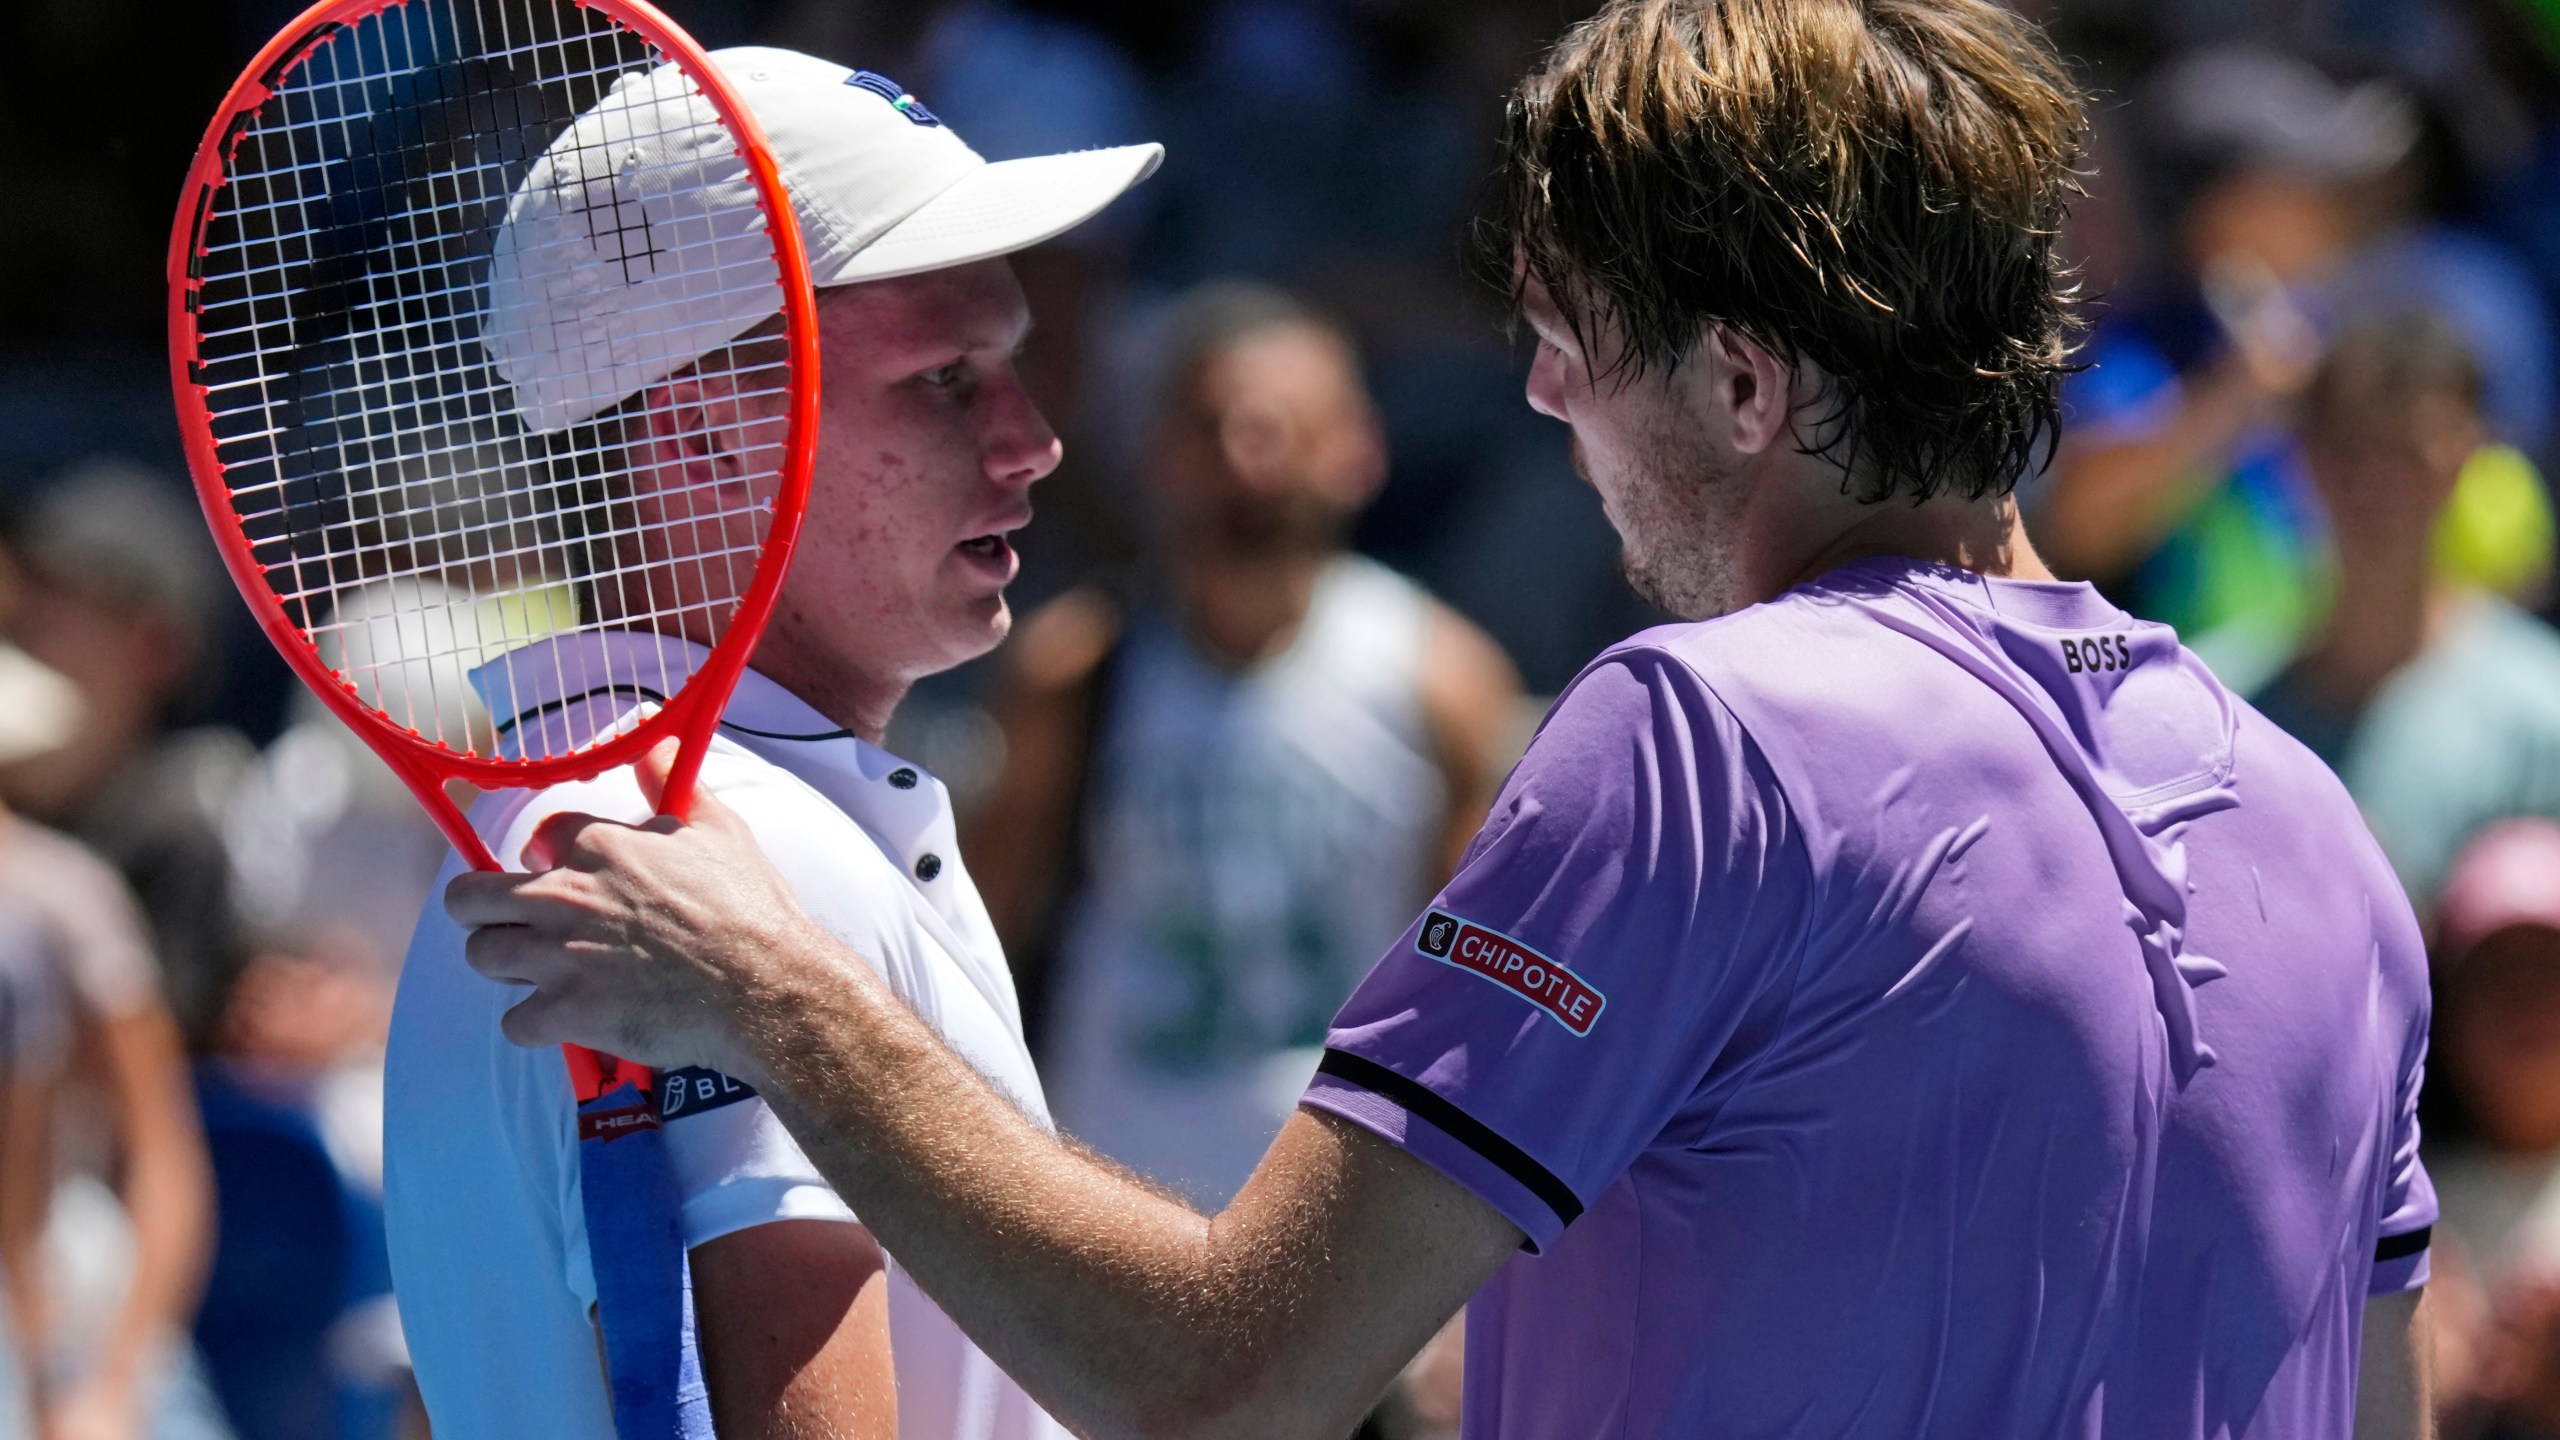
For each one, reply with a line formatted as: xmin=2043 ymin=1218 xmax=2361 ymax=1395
xmin=725 ymin=941 xmax=1331 ymax=1439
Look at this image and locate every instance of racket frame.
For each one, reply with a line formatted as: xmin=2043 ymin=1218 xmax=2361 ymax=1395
xmin=167 ymin=0 xmax=821 ymax=876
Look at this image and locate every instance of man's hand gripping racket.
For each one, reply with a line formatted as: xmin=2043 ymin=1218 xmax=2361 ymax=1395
xmin=168 ymin=2 xmax=817 ymax=1433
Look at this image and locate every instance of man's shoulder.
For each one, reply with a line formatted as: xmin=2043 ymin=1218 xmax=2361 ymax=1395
xmin=406 ymin=741 xmax=908 ymax=1037
xmin=1512 ymin=631 xmax=1783 ymax=821
xmin=474 ymin=738 xmax=892 ymax=874
xmin=1565 ymin=590 xmax=1939 ymax=731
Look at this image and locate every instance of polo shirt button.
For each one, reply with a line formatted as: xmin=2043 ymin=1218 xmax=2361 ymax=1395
xmin=887 ymin=768 xmax=920 ymax=790
xmin=914 ymin=853 xmax=942 ymax=882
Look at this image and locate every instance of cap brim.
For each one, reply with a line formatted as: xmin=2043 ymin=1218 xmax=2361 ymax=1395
xmin=816 ymin=143 xmax=1164 ymax=286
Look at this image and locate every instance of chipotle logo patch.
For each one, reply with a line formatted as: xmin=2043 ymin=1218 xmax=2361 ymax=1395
xmin=1415 ymin=910 xmax=1605 ymax=1037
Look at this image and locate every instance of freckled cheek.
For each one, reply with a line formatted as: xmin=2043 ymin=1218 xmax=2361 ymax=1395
xmin=803 ymin=401 xmax=988 ymax=612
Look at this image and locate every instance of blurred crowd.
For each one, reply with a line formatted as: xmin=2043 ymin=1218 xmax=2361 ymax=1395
xmin=14 ymin=0 xmax=2560 ymax=1436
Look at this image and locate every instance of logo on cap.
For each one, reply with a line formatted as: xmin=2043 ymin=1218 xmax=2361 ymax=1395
xmin=846 ymin=71 xmax=941 ymax=127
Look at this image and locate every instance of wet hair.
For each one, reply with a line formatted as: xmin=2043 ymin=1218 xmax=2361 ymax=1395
xmin=1488 ymin=0 xmax=2089 ymax=503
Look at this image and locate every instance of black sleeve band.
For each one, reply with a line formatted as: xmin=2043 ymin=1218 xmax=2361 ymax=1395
xmin=1317 ymin=1049 xmax=1584 ymax=1231
xmin=2375 ymin=1226 xmax=2432 ymax=1264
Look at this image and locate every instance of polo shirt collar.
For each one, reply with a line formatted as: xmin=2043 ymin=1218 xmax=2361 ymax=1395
xmin=468 ymin=630 xmax=858 ymax=753
xmin=468 ymin=624 xmax=967 ymax=888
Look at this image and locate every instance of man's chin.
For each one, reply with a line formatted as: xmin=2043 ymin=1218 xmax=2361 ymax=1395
xmin=979 ymin=597 xmax=1016 ymax=650
xmin=1621 ymin=551 xmax=1730 ymax=622
xmin=927 ymin=594 xmax=1012 ymax=672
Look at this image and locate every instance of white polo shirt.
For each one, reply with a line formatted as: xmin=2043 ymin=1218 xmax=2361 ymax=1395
xmin=385 ymin=631 xmax=1064 ymax=1440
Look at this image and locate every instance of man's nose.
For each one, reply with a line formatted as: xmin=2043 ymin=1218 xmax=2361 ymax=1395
xmin=1525 ymin=346 xmax=1570 ymax=423
xmin=984 ymin=374 xmax=1064 ymax=488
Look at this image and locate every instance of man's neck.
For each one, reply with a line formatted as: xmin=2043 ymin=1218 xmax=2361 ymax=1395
xmin=745 ymin=640 xmax=911 ymax=747
xmin=1744 ymin=457 xmax=2053 ymax=609
xmin=792 ymin=674 xmax=906 ymax=747
xmin=1166 ymin=543 xmax=1331 ymax=670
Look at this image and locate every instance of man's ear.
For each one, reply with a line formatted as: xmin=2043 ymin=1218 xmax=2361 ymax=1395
xmin=633 ymin=371 xmax=751 ymax=494
xmin=1703 ymin=327 xmax=1795 ymax=458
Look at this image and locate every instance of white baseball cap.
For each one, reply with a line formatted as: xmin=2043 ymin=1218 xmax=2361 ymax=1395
xmin=484 ymin=46 xmax=1163 ymax=432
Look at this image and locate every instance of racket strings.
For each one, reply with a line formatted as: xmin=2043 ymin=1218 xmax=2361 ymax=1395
xmin=187 ymin=0 xmax=797 ymax=764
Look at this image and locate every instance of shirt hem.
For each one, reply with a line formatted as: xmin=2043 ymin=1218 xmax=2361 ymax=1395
xmin=2370 ymin=1227 xmax=2432 ymax=1295
xmin=681 ymin=1180 xmax=859 ymax=1251
xmin=1302 ymin=1052 xmax=1577 ymax=1252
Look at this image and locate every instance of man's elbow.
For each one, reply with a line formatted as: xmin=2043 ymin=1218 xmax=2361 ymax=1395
xmin=1104 ymin=1360 xmax=1367 ymax=1440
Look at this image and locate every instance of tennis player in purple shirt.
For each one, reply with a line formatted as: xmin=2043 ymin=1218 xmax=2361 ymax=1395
xmin=447 ymin=1 xmax=2436 ymax=1435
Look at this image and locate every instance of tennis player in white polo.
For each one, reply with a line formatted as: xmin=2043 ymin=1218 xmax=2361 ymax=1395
xmin=382 ymin=48 xmax=1158 ymax=1440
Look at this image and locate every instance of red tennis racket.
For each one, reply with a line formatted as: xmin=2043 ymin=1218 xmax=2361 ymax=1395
xmin=171 ymin=3 xmax=815 ymax=1425
xmin=170 ymin=0 xmax=815 ymax=1082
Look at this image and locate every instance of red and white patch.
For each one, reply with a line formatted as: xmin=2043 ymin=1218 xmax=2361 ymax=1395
xmin=1415 ymin=910 xmax=1605 ymax=1036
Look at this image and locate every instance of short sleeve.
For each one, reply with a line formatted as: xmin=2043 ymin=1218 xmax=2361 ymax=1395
xmin=659 ymin=1072 xmax=854 ymax=1247
xmin=2372 ymin=910 xmax=2437 ymax=1295
xmin=1300 ymin=647 xmax=1806 ymax=1251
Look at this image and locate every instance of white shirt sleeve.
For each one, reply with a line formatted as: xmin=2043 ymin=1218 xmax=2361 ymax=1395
xmin=657 ymin=1064 xmax=856 ymax=1247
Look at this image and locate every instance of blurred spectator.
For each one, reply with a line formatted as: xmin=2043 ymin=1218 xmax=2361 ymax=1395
xmin=0 ymin=628 xmax=224 ymax=1440
xmin=964 ymin=282 xmax=1522 ymax=1208
xmin=0 ymin=464 xmax=252 ymax=1046
xmin=222 ymin=700 xmax=452 ymax=1026
xmin=2253 ymin=313 xmax=2560 ymax=908
xmin=2041 ymin=45 xmax=2556 ymax=691
xmin=188 ymin=1047 xmax=404 ymax=1440
xmin=2416 ymin=820 xmax=2560 ymax=1437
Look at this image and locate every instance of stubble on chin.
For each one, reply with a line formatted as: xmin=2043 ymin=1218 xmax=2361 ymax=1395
xmin=1620 ymin=548 xmax=1725 ymax=621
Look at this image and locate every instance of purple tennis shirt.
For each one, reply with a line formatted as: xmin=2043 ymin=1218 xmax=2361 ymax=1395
xmin=1303 ymin=556 xmax=2433 ymax=1439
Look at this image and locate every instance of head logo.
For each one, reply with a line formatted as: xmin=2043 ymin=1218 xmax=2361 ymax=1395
xmin=658 ymin=1065 xmax=757 ymax=1122
xmin=846 ymin=71 xmax=941 ymax=127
